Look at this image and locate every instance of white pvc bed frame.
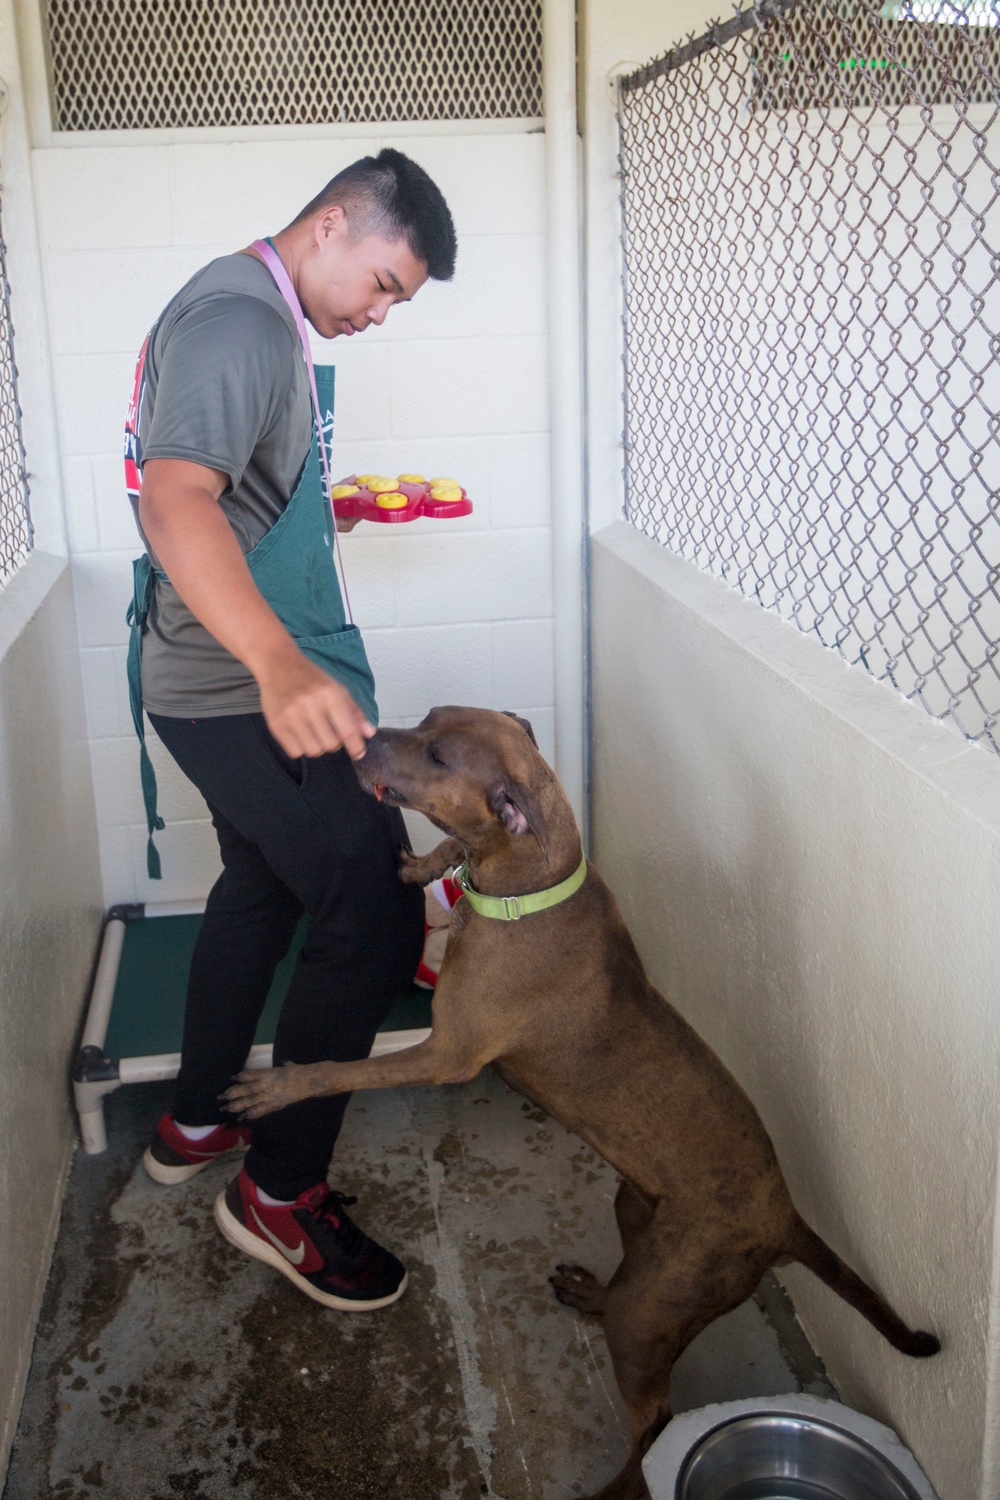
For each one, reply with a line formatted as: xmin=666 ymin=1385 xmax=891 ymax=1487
xmin=73 ymin=899 xmax=432 ymax=1155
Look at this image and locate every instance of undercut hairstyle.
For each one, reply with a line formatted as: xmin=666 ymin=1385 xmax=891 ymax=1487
xmin=295 ymin=148 xmax=457 ymax=281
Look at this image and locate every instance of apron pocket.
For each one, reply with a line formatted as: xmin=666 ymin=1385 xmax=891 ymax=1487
xmin=294 ymin=625 xmax=378 ymax=726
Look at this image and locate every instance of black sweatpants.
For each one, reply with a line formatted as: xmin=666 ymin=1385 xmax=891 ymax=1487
xmin=149 ymin=712 xmax=425 ymax=1200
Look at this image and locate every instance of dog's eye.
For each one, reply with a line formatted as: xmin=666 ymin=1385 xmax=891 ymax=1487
xmin=428 ymin=746 xmax=447 ymax=767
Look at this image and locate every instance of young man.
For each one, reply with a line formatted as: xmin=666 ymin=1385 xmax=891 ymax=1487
xmin=129 ymin=150 xmax=456 ymax=1311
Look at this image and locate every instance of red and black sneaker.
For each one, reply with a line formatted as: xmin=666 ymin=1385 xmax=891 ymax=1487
xmin=143 ymin=1113 xmax=250 ymax=1185
xmin=214 ymin=1168 xmax=407 ymax=1312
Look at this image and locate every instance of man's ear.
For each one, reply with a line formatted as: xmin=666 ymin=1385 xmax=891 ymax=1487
xmin=501 ymin=710 xmax=538 ymax=748
xmin=489 ymin=780 xmax=549 ymax=858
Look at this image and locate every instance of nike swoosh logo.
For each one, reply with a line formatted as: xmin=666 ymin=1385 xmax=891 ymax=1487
xmin=250 ymin=1203 xmax=307 ymax=1265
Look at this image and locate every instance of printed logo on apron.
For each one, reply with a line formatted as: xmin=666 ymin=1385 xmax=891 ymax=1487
xmin=124 ymin=333 xmax=150 ymax=503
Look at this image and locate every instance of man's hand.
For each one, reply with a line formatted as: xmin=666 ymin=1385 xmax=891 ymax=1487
xmin=258 ymin=646 xmax=374 ymax=759
xmin=140 ymin=457 xmax=373 ymax=759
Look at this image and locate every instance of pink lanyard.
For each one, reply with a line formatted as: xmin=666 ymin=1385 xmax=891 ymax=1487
xmin=250 ymin=238 xmax=353 ymax=624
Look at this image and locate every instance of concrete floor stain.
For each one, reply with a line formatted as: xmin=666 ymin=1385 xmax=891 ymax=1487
xmin=4 ymin=1074 xmax=822 ymax=1500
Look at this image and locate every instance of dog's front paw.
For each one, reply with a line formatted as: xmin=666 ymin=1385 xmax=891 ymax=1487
xmin=220 ymin=1063 xmax=310 ymax=1120
xmin=398 ymin=837 xmax=465 ymax=885
xmin=398 ymin=847 xmax=427 ymax=884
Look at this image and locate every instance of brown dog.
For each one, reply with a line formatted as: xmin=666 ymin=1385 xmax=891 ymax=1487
xmin=223 ymin=706 xmax=939 ymax=1500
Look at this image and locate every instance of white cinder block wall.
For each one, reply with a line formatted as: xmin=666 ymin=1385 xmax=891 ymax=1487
xmin=32 ymin=128 xmax=552 ymax=903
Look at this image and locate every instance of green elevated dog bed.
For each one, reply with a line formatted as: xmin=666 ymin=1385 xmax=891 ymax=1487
xmin=73 ymin=901 xmax=432 ymax=1153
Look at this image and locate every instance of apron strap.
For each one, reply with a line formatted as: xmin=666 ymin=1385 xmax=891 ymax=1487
xmin=250 ymin=237 xmax=353 ymax=624
xmin=126 ymin=554 xmax=167 ymax=879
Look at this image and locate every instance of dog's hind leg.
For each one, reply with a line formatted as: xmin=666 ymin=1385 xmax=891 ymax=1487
xmin=585 ymin=1261 xmax=684 ymax=1499
xmin=565 ymin=1247 xmax=685 ymax=1497
xmin=578 ymin=1215 xmax=773 ymax=1500
xmin=551 ymin=1181 xmax=655 ymax=1316
xmin=578 ymin=1260 xmax=680 ymax=1494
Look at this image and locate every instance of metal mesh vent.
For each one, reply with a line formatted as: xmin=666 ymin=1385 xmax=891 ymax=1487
xmin=45 ymin=0 xmax=543 ymax=131
xmin=619 ymin=0 xmax=1000 ymax=752
xmin=0 ymin=209 xmax=32 ymax=589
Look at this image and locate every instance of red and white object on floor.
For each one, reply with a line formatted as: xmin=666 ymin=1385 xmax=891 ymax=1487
xmin=415 ymin=876 xmax=462 ymax=989
xmin=331 ymin=472 xmax=473 ymax=524
xmin=143 ymin=1112 xmax=250 ymax=1184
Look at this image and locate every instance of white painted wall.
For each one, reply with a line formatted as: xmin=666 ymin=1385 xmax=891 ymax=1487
xmin=0 ymin=2 xmax=103 ymax=1477
xmin=31 ymin=123 xmax=553 ymax=902
xmin=0 ymin=557 xmax=103 ymax=1479
xmin=591 ymin=525 xmax=1000 ymax=1499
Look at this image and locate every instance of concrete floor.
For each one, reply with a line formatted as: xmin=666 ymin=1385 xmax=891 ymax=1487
xmin=4 ymin=1072 xmax=831 ymax=1500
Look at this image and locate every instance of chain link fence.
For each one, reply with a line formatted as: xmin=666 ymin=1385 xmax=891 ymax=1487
xmin=45 ymin=0 xmax=543 ymax=131
xmin=619 ymin=0 xmax=1000 ymax=751
xmin=0 ymin=207 xmax=31 ymax=589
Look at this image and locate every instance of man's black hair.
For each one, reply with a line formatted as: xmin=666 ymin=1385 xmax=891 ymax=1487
xmin=295 ymin=148 xmax=457 ymax=281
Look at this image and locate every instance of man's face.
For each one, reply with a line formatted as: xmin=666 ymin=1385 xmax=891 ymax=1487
xmin=299 ymin=205 xmax=429 ymax=339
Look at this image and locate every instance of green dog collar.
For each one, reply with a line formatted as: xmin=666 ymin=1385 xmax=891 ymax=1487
xmin=452 ymin=853 xmax=588 ymax=922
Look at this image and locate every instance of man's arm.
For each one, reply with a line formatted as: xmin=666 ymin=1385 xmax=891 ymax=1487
xmin=139 ymin=457 xmax=374 ymax=760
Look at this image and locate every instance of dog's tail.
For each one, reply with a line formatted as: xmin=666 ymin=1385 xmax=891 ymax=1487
xmin=788 ymin=1219 xmax=940 ymax=1358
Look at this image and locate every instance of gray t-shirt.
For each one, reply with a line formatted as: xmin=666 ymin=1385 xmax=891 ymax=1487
xmin=131 ymin=252 xmax=312 ymax=717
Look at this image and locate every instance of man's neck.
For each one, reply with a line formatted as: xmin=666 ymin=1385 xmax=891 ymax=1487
xmin=240 ymin=224 xmax=307 ymax=286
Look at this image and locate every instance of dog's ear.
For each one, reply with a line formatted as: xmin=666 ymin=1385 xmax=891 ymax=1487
xmin=501 ymin=710 xmax=538 ymax=748
xmin=489 ymin=779 xmax=549 ymax=857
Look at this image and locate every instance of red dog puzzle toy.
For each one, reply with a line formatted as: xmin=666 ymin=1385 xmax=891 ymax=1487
xmin=331 ymin=472 xmax=473 ymax=524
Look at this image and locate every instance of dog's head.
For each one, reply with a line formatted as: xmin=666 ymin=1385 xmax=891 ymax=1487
xmin=355 ymin=706 xmax=570 ymax=862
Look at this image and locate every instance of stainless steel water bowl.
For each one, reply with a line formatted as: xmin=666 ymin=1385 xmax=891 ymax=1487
xmin=677 ymin=1413 xmax=924 ymax=1500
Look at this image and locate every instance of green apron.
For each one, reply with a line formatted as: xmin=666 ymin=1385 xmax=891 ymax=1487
xmin=127 ymin=364 xmax=377 ymax=879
